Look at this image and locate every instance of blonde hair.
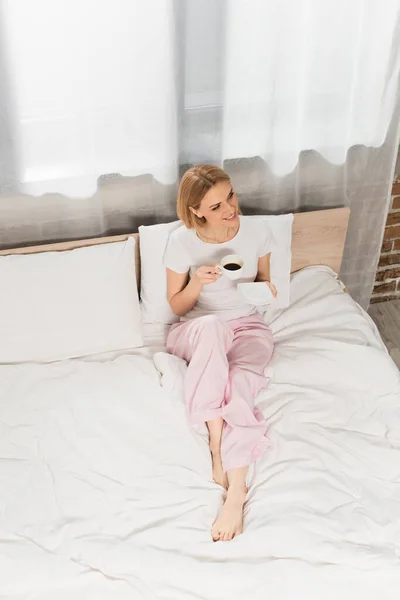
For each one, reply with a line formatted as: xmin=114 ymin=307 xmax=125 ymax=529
xmin=177 ymin=164 xmax=231 ymax=229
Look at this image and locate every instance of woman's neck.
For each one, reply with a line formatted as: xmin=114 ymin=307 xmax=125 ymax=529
xmin=197 ymin=221 xmax=240 ymax=244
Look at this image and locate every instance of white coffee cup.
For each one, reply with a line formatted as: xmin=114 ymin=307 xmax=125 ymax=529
xmin=219 ymin=254 xmax=244 ymax=280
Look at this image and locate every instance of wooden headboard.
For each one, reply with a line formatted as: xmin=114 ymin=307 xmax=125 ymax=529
xmin=0 ymin=207 xmax=350 ymax=285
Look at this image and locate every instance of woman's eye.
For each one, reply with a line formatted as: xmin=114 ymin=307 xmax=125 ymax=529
xmin=211 ymin=204 xmax=220 ymax=211
xmin=228 ymin=190 xmax=234 ymax=200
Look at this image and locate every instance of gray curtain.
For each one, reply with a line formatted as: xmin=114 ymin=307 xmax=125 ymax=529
xmin=0 ymin=0 xmax=399 ymax=310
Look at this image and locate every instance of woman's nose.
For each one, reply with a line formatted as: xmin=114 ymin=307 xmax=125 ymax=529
xmin=221 ymin=200 xmax=231 ymax=214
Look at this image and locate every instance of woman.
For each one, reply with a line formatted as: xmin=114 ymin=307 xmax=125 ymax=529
xmin=164 ymin=164 xmax=276 ymax=542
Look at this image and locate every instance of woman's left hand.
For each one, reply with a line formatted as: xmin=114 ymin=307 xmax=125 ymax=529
xmin=266 ymin=281 xmax=278 ymax=298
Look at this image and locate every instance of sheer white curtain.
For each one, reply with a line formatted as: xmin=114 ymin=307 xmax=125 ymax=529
xmin=1 ymin=0 xmax=178 ymax=195
xmin=222 ymin=1 xmax=398 ymax=171
xmin=1 ymin=0 xmax=400 ymax=308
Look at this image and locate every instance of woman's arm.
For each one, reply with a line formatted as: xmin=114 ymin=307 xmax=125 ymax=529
xmin=256 ymin=253 xmax=277 ymax=297
xmin=167 ymin=269 xmax=200 ymax=317
xmin=167 ymin=265 xmax=221 ymax=317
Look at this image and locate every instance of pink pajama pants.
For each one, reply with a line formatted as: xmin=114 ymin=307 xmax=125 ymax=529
xmin=166 ymin=313 xmax=274 ymax=472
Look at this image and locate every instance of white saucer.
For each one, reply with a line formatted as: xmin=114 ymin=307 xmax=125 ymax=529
xmin=237 ymin=282 xmax=274 ymax=306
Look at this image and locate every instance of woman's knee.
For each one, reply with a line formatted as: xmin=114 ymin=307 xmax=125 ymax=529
xmin=229 ymin=358 xmax=268 ymax=379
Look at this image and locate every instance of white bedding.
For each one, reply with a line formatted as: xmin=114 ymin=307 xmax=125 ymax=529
xmin=1 ymin=267 xmax=400 ymax=600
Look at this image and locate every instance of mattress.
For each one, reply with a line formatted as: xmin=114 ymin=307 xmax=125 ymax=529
xmin=1 ymin=267 xmax=399 ymax=600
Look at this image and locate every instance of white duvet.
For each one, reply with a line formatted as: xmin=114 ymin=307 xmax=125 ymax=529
xmin=1 ymin=267 xmax=399 ymax=600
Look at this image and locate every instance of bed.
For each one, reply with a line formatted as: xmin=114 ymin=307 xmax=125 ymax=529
xmin=1 ymin=207 xmax=400 ymax=600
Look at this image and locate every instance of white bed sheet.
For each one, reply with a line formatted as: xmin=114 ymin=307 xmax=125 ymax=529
xmin=1 ymin=267 xmax=400 ymax=600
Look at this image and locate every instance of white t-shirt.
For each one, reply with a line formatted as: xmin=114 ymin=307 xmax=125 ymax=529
xmin=163 ymin=216 xmax=273 ymax=321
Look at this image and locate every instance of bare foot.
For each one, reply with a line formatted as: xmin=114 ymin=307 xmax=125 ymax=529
xmin=211 ymin=451 xmax=228 ymax=489
xmin=211 ymin=489 xmax=246 ymax=541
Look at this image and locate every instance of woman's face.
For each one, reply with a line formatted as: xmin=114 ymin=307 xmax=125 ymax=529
xmin=193 ymin=181 xmax=239 ymax=229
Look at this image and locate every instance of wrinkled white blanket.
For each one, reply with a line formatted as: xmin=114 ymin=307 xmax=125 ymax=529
xmin=1 ymin=267 xmax=399 ymax=600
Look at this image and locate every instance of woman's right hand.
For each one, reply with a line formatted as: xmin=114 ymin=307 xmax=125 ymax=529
xmin=193 ymin=265 xmax=222 ymax=286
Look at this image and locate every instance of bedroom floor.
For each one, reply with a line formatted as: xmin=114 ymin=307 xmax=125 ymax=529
xmin=369 ymin=299 xmax=400 ymax=368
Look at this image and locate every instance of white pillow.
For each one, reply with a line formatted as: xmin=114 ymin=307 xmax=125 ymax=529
xmin=139 ymin=220 xmax=181 ymax=324
xmin=0 ymin=237 xmax=143 ymax=363
xmin=139 ymin=215 xmax=293 ymax=324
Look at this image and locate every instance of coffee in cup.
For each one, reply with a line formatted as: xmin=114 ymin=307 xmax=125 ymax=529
xmin=222 ymin=262 xmax=242 ymax=271
xmin=220 ymin=254 xmax=244 ymax=280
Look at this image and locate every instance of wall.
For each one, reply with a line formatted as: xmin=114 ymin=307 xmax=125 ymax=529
xmin=372 ymin=182 xmax=400 ymax=303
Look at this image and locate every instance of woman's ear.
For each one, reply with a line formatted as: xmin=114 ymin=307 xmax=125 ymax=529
xmin=189 ymin=206 xmax=202 ymax=219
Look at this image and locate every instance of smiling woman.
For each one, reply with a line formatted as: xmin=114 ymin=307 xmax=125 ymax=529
xmin=163 ymin=164 xmax=277 ymax=542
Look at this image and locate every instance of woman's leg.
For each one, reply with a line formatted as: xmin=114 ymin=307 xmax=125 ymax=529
xmin=206 ymin=417 xmax=227 ymax=489
xmin=212 ymin=314 xmax=274 ymax=541
xmin=166 ymin=315 xmax=233 ymax=487
xmin=167 ymin=314 xmax=233 ymax=424
xmin=221 ymin=315 xmax=274 ymax=472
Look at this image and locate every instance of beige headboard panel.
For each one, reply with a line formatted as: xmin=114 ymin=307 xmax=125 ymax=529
xmin=291 ymin=207 xmax=350 ymax=273
xmin=0 ymin=207 xmax=350 ymax=286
